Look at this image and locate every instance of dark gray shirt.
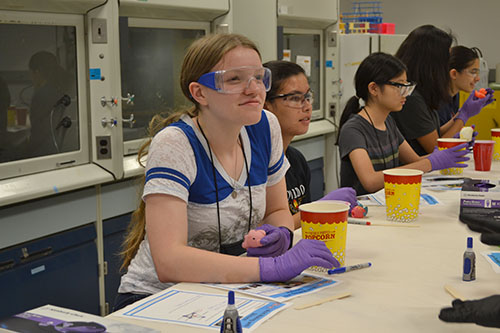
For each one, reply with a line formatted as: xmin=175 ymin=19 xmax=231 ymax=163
xmin=391 ymin=90 xmax=441 ymax=156
xmin=338 ymin=114 xmax=404 ymax=195
xmin=285 ymin=145 xmax=311 ymax=215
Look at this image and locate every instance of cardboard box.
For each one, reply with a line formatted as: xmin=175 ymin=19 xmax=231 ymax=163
xmin=460 ymin=179 xmax=500 ymax=222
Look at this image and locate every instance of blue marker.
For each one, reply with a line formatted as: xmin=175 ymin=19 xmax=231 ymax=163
xmin=328 ymin=262 xmax=372 ymax=275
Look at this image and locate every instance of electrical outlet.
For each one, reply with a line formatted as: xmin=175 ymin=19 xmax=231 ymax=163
xmin=92 ymin=18 xmax=107 ymax=44
xmin=96 ymin=136 xmax=111 ymax=159
xmin=327 ymin=31 xmax=337 ymax=47
xmin=329 ymin=103 xmax=336 ymax=118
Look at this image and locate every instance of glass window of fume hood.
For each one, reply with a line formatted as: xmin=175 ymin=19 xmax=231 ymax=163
xmin=0 ymin=23 xmax=79 ymax=163
xmin=282 ymin=33 xmax=321 ymax=111
xmin=119 ymin=18 xmax=206 ymax=152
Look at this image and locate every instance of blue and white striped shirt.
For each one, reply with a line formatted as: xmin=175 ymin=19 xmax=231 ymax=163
xmin=119 ymin=110 xmax=289 ymax=295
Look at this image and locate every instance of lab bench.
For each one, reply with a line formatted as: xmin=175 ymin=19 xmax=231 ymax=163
xmin=0 ymin=177 xmax=141 ymax=317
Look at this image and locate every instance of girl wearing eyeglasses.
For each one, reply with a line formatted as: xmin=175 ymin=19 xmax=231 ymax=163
xmin=114 ymin=34 xmax=338 ymax=311
xmin=392 ymin=25 xmax=493 ymax=156
xmin=263 ymin=60 xmax=357 ymax=229
xmin=437 ymin=46 xmax=492 ymax=126
xmin=337 ymin=52 xmax=469 ymax=195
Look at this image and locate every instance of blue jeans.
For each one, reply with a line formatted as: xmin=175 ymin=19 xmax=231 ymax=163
xmin=113 ymin=292 xmax=151 ymax=312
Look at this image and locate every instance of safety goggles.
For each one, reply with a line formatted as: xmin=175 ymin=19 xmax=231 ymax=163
xmin=464 ymin=69 xmax=480 ymax=78
xmin=197 ymin=66 xmax=271 ymax=94
xmin=385 ymin=81 xmax=416 ymax=97
xmin=268 ymin=90 xmax=314 ymax=109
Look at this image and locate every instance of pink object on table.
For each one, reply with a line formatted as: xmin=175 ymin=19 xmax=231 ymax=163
xmin=351 ymin=205 xmax=366 ymax=218
xmin=242 ymin=229 xmax=266 ymax=249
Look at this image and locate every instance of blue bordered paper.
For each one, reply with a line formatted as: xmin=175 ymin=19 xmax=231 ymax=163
xmin=482 ymin=251 xmax=500 ymax=273
xmin=116 ymin=287 xmax=289 ymax=331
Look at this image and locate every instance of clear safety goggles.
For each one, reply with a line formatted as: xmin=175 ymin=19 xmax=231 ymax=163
xmin=197 ymin=66 xmax=272 ymax=94
xmin=268 ymin=90 xmax=314 ymax=109
xmin=385 ymin=81 xmax=416 ymax=97
xmin=464 ymin=69 xmax=480 ymax=78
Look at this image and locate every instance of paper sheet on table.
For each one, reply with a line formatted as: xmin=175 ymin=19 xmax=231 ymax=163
xmin=115 ymin=287 xmax=289 ymax=332
xmin=205 ymin=273 xmax=339 ymax=302
xmin=0 ymin=304 xmax=157 ymax=332
xmin=421 ymin=176 xmax=465 ymax=191
xmin=357 ymin=189 xmax=441 ymax=206
xmin=481 ymin=251 xmax=500 ymax=273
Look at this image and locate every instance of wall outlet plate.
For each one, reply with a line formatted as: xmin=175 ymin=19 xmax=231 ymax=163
xmin=96 ymin=136 xmax=111 ymax=159
xmin=92 ymin=18 xmax=107 ymax=44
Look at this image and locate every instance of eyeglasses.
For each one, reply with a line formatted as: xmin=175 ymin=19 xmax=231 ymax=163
xmin=197 ymin=66 xmax=271 ymax=94
xmin=268 ymin=90 xmax=314 ymax=109
xmin=384 ymin=81 xmax=416 ymax=97
xmin=464 ymin=69 xmax=480 ymax=78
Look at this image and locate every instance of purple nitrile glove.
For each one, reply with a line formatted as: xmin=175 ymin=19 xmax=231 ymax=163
xmin=259 ymin=239 xmax=340 ymax=282
xmin=246 ymin=224 xmax=291 ymax=258
xmin=468 ymin=128 xmax=478 ymax=149
xmin=456 ymin=90 xmax=494 ymax=124
xmin=320 ymin=187 xmax=357 ymax=212
xmin=485 ymin=88 xmax=495 ymax=97
xmin=427 ymin=143 xmax=470 ymax=171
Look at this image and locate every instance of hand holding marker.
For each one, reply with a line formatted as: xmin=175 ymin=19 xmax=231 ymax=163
xmin=328 ymin=262 xmax=372 ymax=275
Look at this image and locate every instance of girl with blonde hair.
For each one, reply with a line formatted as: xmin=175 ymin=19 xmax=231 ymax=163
xmin=114 ymin=33 xmax=338 ymax=310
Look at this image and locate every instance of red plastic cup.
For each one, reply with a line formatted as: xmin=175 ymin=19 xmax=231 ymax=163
xmin=473 ymin=140 xmax=495 ymax=171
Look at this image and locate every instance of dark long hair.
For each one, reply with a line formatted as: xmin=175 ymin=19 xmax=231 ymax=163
xmin=449 ymin=46 xmax=479 ymax=72
xmin=395 ymin=25 xmax=455 ymax=111
xmin=336 ymin=52 xmax=407 ymax=144
xmin=263 ymin=60 xmax=306 ymax=100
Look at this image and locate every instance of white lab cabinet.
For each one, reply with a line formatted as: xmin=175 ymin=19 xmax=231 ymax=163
xmin=338 ymin=33 xmax=407 ymax=119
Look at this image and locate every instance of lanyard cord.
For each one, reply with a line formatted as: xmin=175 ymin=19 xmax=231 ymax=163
xmin=363 ymin=107 xmax=396 ymax=169
xmin=243 ymin=143 xmax=252 ymax=232
xmin=196 ymin=118 xmax=252 ymax=251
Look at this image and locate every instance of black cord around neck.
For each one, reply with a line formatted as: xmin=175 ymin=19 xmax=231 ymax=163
xmin=363 ymin=107 xmax=396 ymax=169
xmin=196 ymin=118 xmax=252 ymax=252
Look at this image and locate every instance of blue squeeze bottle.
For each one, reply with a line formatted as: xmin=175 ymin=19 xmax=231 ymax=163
xmin=463 ymin=237 xmax=476 ymax=281
xmin=220 ymin=291 xmax=242 ymax=333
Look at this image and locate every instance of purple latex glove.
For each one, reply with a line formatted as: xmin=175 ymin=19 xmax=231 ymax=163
xmin=259 ymin=239 xmax=340 ymax=282
xmin=246 ymin=224 xmax=291 ymax=258
xmin=456 ymin=90 xmax=494 ymax=124
xmin=320 ymin=187 xmax=357 ymax=212
xmin=427 ymin=143 xmax=470 ymax=171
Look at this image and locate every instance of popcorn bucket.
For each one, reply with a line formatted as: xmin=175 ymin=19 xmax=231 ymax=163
xmin=491 ymin=129 xmax=500 ymax=161
xmin=299 ymin=200 xmax=350 ymax=267
xmin=383 ymin=169 xmax=423 ymax=222
xmin=437 ymin=138 xmax=468 ymax=175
